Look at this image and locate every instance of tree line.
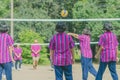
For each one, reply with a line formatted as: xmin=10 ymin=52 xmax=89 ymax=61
xmin=0 ymin=0 xmax=120 ymax=64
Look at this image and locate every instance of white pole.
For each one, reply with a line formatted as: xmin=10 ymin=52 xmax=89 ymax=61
xmin=11 ymin=0 xmax=14 ymax=38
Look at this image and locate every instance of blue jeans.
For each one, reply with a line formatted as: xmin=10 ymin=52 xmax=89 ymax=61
xmin=0 ymin=62 xmax=12 ymax=80
xmin=81 ymin=55 xmax=97 ymax=80
xmin=95 ymin=61 xmax=118 ymax=80
xmin=2 ymin=69 xmax=5 ymax=75
xmin=15 ymin=60 xmax=22 ymax=69
xmin=54 ymin=65 xmax=73 ymax=80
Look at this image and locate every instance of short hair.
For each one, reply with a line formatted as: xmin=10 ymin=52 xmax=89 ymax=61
xmin=0 ymin=24 xmax=9 ymax=33
xmin=55 ymin=22 xmax=66 ymax=33
xmin=103 ymin=22 xmax=113 ymax=31
xmin=82 ymin=28 xmax=91 ymax=35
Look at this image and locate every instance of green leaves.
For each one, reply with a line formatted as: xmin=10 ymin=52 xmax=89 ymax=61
xmin=0 ymin=0 xmax=10 ymax=18
xmin=72 ymin=0 xmax=120 ymax=41
xmin=1 ymin=0 xmax=120 ymax=64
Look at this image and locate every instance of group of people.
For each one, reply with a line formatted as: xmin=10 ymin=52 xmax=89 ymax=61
xmin=0 ymin=23 xmax=41 ymax=80
xmin=49 ymin=22 xmax=119 ymax=80
xmin=0 ymin=21 xmax=119 ymax=80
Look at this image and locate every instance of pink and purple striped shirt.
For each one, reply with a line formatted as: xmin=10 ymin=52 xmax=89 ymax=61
xmin=31 ymin=44 xmax=41 ymax=57
xmin=14 ymin=47 xmax=22 ymax=60
xmin=78 ymin=34 xmax=92 ymax=58
xmin=0 ymin=33 xmax=14 ymax=63
xmin=98 ymin=31 xmax=118 ymax=62
xmin=49 ymin=32 xmax=75 ymax=66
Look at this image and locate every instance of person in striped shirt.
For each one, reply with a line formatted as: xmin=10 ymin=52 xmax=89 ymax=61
xmin=68 ymin=28 xmax=97 ymax=80
xmin=95 ymin=22 xmax=119 ymax=80
xmin=49 ymin=22 xmax=75 ymax=80
xmin=0 ymin=24 xmax=14 ymax=80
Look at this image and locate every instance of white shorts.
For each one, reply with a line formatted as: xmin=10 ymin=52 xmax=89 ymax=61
xmin=33 ymin=56 xmax=40 ymax=61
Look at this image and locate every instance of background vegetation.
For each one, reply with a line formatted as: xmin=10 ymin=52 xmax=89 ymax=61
xmin=0 ymin=0 xmax=120 ymax=64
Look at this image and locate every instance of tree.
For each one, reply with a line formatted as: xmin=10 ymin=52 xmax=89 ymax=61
xmin=0 ymin=0 xmax=10 ymax=18
xmin=18 ymin=29 xmax=48 ymax=64
xmin=72 ymin=0 xmax=120 ymax=41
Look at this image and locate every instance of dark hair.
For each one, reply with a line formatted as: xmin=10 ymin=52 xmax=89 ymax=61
xmin=0 ymin=24 xmax=9 ymax=33
xmin=55 ymin=22 xmax=66 ymax=33
xmin=82 ymin=28 xmax=91 ymax=35
xmin=103 ymin=22 xmax=113 ymax=31
xmin=14 ymin=45 xmax=17 ymax=47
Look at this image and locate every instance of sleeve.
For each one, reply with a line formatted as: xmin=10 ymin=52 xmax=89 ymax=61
xmin=114 ymin=35 xmax=119 ymax=46
xmin=78 ymin=35 xmax=84 ymax=41
xmin=49 ymin=36 xmax=55 ymax=50
xmin=20 ymin=48 xmax=23 ymax=53
xmin=7 ymin=35 xmax=14 ymax=46
xmin=69 ymin=36 xmax=75 ymax=49
xmin=98 ymin=35 xmax=104 ymax=46
xmin=39 ymin=45 xmax=41 ymax=50
xmin=31 ymin=45 xmax=33 ymax=50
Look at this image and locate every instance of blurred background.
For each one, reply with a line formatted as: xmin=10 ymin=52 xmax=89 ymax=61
xmin=0 ymin=0 xmax=120 ymax=64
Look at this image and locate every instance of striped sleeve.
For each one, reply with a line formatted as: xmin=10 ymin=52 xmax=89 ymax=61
xmin=98 ymin=35 xmax=104 ymax=46
xmin=49 ymin=36 xmax=55 ymax=50
xmin=114 ymin=35 xmax=119 ymax=46
xmin=69 ymin=36 xmax=75 ymax=49
xmin=7 ymin=34 xmax=14 ymax=46
xmin=78 ymin=35 xmax=84 ymax=41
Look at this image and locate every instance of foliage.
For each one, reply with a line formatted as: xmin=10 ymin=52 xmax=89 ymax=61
xmin=0 ymin=0 xmax=10 ymax=18
xmin=18 ymin=29 xmax=49 ymax=64
xmin=1 ymin=0 xmax=120 ymax=64
xmin=72 ymin=0 xmax=120 ymax=41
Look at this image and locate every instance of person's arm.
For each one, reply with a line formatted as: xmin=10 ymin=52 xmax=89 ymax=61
xmin=31 ymin=49 xmax=36 ymax=53
xmin=36 ymin=50 xmax=40 ymax=54
xmin=31 ymin=45 xmax=36 ymax=54
xmin=50 ymin=50 xmax=54 ymax=63
xmin=95 ymin=46 xmax=103 ymax=58
xmin=70 ymin=48 xmax=75 ymax=64
xmin=35 ymin=45 xmax=41 ymax=54
xmin=9 ymin=46 xmax=15 ymax=62
xmin=18 ymin=53 xmax=22 ymax=57
xmin=116 ymin=46 xmax=119 ymax=62
xmin=68 ymin=33 xmax=79 ymax=39
xmin=14 ymin=52 xmax=19 ymax=57
xmin=18 ymin=48 xmax=22 ymax=57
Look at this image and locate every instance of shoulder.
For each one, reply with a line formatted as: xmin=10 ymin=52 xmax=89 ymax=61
xmin=78 ymin=34 xmax=85 ymax=38
xmin=5 ymin=33 xmax=10 ymax=37
xmin=99 ymin=34 xmax=104 ymax=38
xmin=20 ymin=48 xmax=22 ymax=50
xmin=51 ymin=34 xmax=57 ymax=39
xmin=31 ymin=44 xmax=34 ymax=47
xmin=111 ymin=32 xmax=117 ymax=36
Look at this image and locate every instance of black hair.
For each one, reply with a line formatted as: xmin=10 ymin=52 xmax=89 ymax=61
xmin=82 ymin=28 xmax=91 ymax=35
xmin=55 ymin=22 xmax=66 ymax=33
xmin=14 ymin=45 xmax=17 ymax=47
xmin=0 ymin=23 xmax=9 ymax=33
xmin=103 ymin=22 xmax=113 ymax=31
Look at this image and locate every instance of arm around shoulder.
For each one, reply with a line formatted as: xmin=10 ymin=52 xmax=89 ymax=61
xmin=68 ymin=33 xmax=79 ymax=39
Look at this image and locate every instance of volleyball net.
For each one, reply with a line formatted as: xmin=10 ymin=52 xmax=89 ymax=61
xmin=0 ymin=18 xmax=119 ymax=64
xmin=0 ymin=18 xmax=120 ymax=46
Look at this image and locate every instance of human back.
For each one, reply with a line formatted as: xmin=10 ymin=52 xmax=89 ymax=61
xmin=51 ymin=32 xmax=74 ymax=66
xmin=99 ymin=31 xmax=118 ymax=62
xmin=49 ymin=22 xmax=75 ymax=80
xmin=0 ymin=23 xmax=14 ymax=80
xmin=79 ymin=34 xmax=92 ymax=58
xmin=0 ymin=28 xmax=14 ymax=63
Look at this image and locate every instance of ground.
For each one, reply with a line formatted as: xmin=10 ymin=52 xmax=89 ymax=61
xmin=2 ymin=64 xmax=120 ymax=80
